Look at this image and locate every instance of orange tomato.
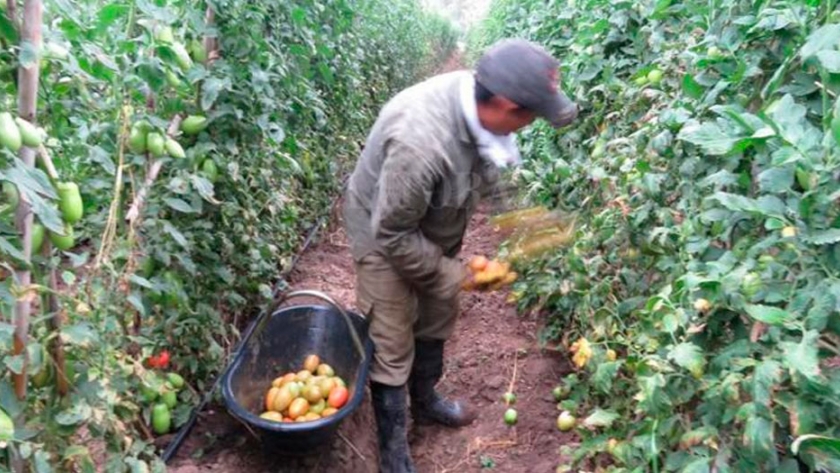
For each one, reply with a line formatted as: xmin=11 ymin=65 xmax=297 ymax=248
xmin=288 ymin=398 xmax=310 ymax=419
xmin=468 ymin=255 xmax=489 ymax=272
xmin=328 ymin=386 xmax=349 ymax=409
xmin=265 ymin=387 xmax=281 ymax=412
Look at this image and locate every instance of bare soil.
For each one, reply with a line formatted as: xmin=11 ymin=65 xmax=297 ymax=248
xmin=166 ymin=204 xmax=576 ymax=473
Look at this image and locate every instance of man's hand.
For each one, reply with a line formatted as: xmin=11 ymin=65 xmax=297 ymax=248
xmin=462 ymin=255 xmax=517 ymax=292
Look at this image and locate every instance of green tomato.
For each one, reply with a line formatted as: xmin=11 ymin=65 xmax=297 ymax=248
xmin=146 ymin=132 xmax=165 ymax=157
xmin=49 ymin=224 xmax=75 ymax=251
xmin=646 ymin=69 xmax=663 ymax=85
xmin=557 ymin=411 xmax=576 ymax=431
xmin=57 ymin=182 xmax=84 ymax=224
xmin=201 ymin=159 xmax=219 ymax=183
xmin=741 ymin=272 xmax=762 ymax=298
xmin=3 ymin=181 xmax=18 ymax=207
xmin=161 ymin=389 xmax=178 ymax=409
xmin=30 ymin=223 xmax=45 ymax=254
xmin=151 ymin=403 xmax=171 ymax=435
xmin=552 ymin=385 xmax=569 ymax=402
xmin=141 ymin=383 xmax=159 ymax=403
xmin=167 ymin=373 xmax=185 ymax=390
xmin=504 ymin=408 xmax=518 ymax=426
xmin=502 ymin=392 xmax=516 ymax=405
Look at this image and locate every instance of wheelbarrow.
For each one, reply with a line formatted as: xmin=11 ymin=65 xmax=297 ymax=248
xmin=221 ymin=290 xmax=374 ymax=455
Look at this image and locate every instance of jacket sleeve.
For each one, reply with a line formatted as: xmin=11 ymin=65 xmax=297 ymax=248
xmin=370 ymin=141 xmax=466 ymax=300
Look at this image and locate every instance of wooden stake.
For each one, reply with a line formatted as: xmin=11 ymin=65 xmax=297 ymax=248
xmin=12 ymin=0 xmax=43 ymax=403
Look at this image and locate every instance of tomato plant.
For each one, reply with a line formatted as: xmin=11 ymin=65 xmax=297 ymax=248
xmin=0 ymin=0 xmax=457 ymax=470
xmin=474 ymin=0 xmax=840 ymax=470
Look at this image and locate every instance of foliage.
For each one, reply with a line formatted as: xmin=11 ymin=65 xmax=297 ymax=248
xmin=475 ymin=0 xmax=840 ymax=471
xmin=0 ymin=0 xmax=456 ymax=469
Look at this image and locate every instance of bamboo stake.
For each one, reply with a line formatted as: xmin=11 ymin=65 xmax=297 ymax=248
xmin=203 ymin=7 xmax=217 ymax=65
xmin=12 ymin=0 xmax=42 ymax=404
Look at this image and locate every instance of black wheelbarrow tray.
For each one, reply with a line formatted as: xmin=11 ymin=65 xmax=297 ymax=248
xmin=221 ymin=290 xmax=374 ymax=455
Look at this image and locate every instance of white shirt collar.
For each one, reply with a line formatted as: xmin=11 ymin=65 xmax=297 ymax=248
xmin=459 ymin=74 xmax=522 ymax=169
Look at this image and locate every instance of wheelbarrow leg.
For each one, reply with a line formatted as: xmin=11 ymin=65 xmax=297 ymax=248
xmin=371 ymin=381 xmax=416 ymax=473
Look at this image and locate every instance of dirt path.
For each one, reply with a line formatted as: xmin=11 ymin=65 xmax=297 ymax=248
xmin=166 ymin=204 xmax=575 ymax=473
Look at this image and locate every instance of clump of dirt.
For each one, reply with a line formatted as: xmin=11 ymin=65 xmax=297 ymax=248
xmin=166 ymin=205 xmax=576 ymax=473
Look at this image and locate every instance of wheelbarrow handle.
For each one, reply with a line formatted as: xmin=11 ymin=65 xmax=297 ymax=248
xmin=272 ymin=289 xmax=368 ymax=362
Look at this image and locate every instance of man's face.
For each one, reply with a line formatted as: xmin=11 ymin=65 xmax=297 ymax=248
xmin=477 ymin=95 xmax=538 ymax=135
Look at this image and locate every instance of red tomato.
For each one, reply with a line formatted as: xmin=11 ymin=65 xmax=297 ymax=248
xmin=157 ymin=351 xmax=171 ymax=369
xmin=328 ymin=386 xmax=349 ymax=409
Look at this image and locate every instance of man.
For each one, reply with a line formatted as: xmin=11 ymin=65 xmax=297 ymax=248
xmin=342 ymin=38 xmax=578 ymax=472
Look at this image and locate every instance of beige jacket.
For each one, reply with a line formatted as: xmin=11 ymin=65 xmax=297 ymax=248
xmin=343 ymin=71 xmax=500 ymax=300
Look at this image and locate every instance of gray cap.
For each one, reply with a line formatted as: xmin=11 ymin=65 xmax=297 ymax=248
xmin=476 ymin=38 xmax=579 ymax=128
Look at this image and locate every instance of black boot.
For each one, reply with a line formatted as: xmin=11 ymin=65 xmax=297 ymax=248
xmin=409 ymin=339 xmax=476 ymax=427
xmin=371 ymin=382 xmax=416 ymax=473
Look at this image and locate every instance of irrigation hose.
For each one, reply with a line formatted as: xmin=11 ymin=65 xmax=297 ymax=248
xmin=161 ymin=176 xmax=349 ymax=464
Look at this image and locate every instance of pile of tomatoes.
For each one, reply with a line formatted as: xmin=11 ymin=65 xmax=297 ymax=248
xmin=261 ymin=354 xmax=350 ymax=423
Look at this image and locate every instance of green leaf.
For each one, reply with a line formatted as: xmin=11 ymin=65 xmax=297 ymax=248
xmin=33 ymin=451 xmax=53 ymax=473
xmin=682 ymin=74 xmax=704 ymax=100
xmin=0 ymin=15 xmax=18 ymax=44
xmin=592 ymin=360 xmax=621 ymax=394
xmin=677 ymin=121 xmax=741 ymax=155
xmin=752 ymin=361 xmax=781 ymax=407
xmin=743 ymin=415 xmax=774 ymax=460
xmin=163 ymin=221 xmax=188 ymax=248
xmin=201 ymin=77 xmax=231 ymax=111
xmin=763 ymin=218 xmax=784 ymax=231
xmin=668 ymin=342 xmax=705 ymax=376
xmin=96 ymin=4 xmax=130 ymax=31
xmin=816 ymin=50 xmax=840 ymax=73
xmin=634 ymin=373 xmax=671 ymax=413
xmin=709 ymin=192 xmax=787 ymax=218
xmin=0 ymin=237 xmax=27 ymax=263
xmin=680 ymin=458 xmax=711 ymax=473
xmin=190 ymin=175 xmax=221 ymax=205
xmin=583 ymin=408 xmax=619 ymax=428
xmin=127 ymin=293 xmax=146 ymax=317
xmin=6 ymin=160 xmax=63 ymax=233
xmin=0 ymin=407 xmax=12 ymax=443
xmin=744 ymin=304 xmax=792 ymax=325
xmin=0 ymin=381 xmax=23 ymax=419
xmin=800 ymin=24 xmax=840 ymax=59
xmin=792 ymin=435 xmax=840 ymax=472
xmin=61 ymin=323 xmax=99 ymax=347
xmin=4 ymin=355 xmax=24 ymax=375
xmin=802 ymin=229 xmax=840 ymax=246
xmin=63 ymin=445 xmax=95 ymax=473
xmin=781 ymin=330 xmax=821 ymax=380
xmin=757 ymin=167 xmax=793 ymax=193
xmin=163 ymin=197 xmax=196 ymax=214
xmin=55 ymin=402 xmax=91 ymax=426
xmin=767 ymin=94 xmax=820 ymax=151
xmin=129 ymin=275 xmax=154 ymax=289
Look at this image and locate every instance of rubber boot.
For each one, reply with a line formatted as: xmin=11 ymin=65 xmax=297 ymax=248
xmin=371 ymin=382 xmax=417 ymax=473
xmin=409 ymin=339 xmax=476 ymax=427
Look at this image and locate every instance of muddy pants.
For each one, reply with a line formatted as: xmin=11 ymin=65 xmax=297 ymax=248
xmin=353 ymin=253 xmax=459 ymax=386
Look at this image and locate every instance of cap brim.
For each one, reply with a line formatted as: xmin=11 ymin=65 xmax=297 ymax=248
xmin=538 ymin=92 xmax=578 ymax=128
